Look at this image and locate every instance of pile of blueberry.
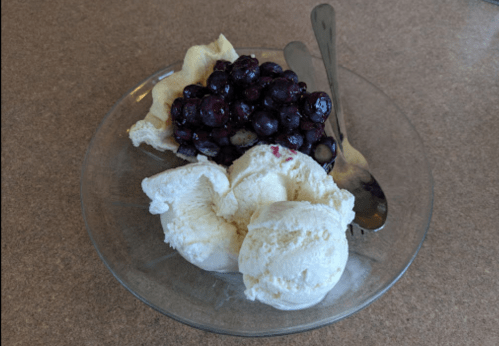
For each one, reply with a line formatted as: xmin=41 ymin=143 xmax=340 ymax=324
xmin=171 ymin=55 xmax=337 ymax=172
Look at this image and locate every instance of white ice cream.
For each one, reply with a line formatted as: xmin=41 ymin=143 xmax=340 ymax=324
xmin=129 ymin=34 xmax=239 ymax=161
xmin=141 ymin=155 xmax=242 ymax=272
xmin=142 ymin=145 xmax=355 ymax=307
xmin=228 ymin=145 xmax=355 ymax=234
xmin=238 ymin=201 xmax=350 ymax=310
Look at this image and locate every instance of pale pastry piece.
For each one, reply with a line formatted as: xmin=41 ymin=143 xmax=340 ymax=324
xmin=129 ymin=34 xmax=239 ymax=161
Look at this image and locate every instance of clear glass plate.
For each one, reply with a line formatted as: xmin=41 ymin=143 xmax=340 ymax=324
xmin=80 ymin=48 xmax=433 ymax=336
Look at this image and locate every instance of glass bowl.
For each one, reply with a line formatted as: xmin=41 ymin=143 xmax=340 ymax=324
xmin=80 ymin=48 xmax=433 ymax=336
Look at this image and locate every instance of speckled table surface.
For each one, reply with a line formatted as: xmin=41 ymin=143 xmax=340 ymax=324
xmin=2 ymin=0 xmax=499 ymax=345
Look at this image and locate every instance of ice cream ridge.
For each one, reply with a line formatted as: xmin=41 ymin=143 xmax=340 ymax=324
xmin=134 ymin=35 xmax=355 ymax=310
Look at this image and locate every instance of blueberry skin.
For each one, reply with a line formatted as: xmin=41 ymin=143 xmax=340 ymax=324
xmin=230 ymin=100 xmax=254 ymax=123
xmin=213 ymin=60 xmax=232 ymax=72
xmin=173 ymin=126 xmax=193 ymax=144
xmin=200 ymin=95 xmax=230 ymax=127
xmin=171 ymin=97 xmax=185 ymax=123
xmin=261 ymin=95 xmax=280 ymax=111
xmin=268 ymin=77 xmax=301 ymax=104
xmin=182 ymin=98 xmax=202 ymax=126
xmin=192 ymin=130 xmax=221 ymax=157
xmin=281 ymin=70 xmax=299 ymax=83
xmin=258 ymin=76 xmax=273 ymax=90
xmin=177 ymin=144 xmax=198 ymax=157
xmin=243 ymin=84 xmax=262 ymax=103
xmin=183 ymin=84 xmax=209 ymax=99
xmin=275 ymin=132 xmax=304 ymax=150
xmin=278 ymin=105 xmax=301 ymax=130
xmin=207 ymin=71 xmax=235 ymax=100
xmin=230 ymin=55 xmax=260 ymax=86
xmin=298 ymin=141 xmax=314 ymax=156
xmin=252 ymin=111 xmax=279 ymax=137
xmin=260 ymin=61 xmax=283 ymax=77
xmin=300 ymin=121 xmax=325 ymax=143
xmin=210 ymin=126 xmax=232 ymax=146
xmin=302 ymin=92 xmax=332 ymax=123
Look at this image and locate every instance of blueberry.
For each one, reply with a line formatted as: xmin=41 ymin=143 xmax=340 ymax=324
xmin=268 ymin=77 xmax=301 ymax=104
xmin=230 ymin=129 xmax=259 ymax=148
xmin=275 ymin=132 xmax=304 ymax=150
xmin=318 ymin=136 xmax=337 ymax=155
xmin=230 ymin=55 xmax=260 ymax=86
xmin=300 ymin=121 xmax=325 ymax=143
xmin=220 ymin=83 xmax=236 ymax=101
xmin=211 ymin=125 xmax=232 ymax=146
xmin=200 ymin=95 xmax=229 ymax=127
xmin=207 ymin=71 xmax=234 ymax=100
xmin=281 ymin=70 xmax=299 ymax=83
xmin=173 ymin=59 xmax=335 ymax=165
xmin=214 ymin=145 xmax=240 ymax=166
xmin=314 ymin=143 xmax=334 ymax=163
xmin=278 ymin=104 xmax=301 ymax=130
xmin=298 ymin=81 xmax=307 ymax=94
xmin=173 ymin=126 xmax=193 ymax=144
xmin=213 ymin=60 xmax=232 ymax=72
xmin=243 ymin=84 xmax=262 ymax=103
xmin=258 ymin=76 xmax=273 ymax=90
xmin=183 ymin=84 xmax=209 ymax=99
xmin=302 ymin=92 xmax=332 ymax=123
xmin=171 ymin=97 xmax=185 ymax=123
xmin=182 ymin=98 xmax=202 ymax=126
xmin=260 ymin=61 xmax=283 ymax=77
xmin=177 ymin=144 xmax=198 ymax=157
xmin=230 ymin=100 xmax=254 ymax=123
xmin=313 ymin=136 xmax=337 ymax=172
xmin=252 ymin=111 xmax=279 ymax=137
xmin=299 ymin=91 xmax=311 ymax=108
xmin=261 ymin=95 xmax=279 ymax=111
xmin=298 ymin=141 xmax=314 ymax=156
xmin=192 ymin=130 xmax=221 ymax=157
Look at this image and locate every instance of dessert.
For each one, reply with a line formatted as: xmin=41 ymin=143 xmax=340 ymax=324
xmin=135 ymin=36 xmax=355 ymax=310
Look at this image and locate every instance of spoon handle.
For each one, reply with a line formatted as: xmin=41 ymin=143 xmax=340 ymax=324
xmin=311 ymin=3 xmax=344 ymax=152
xmin=284 ymin=41 xmax=317 ymax=92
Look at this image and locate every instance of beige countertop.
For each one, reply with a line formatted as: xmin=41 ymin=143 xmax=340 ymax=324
xmin=2 ymin=0 xmax=498 ymax=344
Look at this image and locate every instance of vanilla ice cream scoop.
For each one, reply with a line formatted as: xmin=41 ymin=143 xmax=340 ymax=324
xmin=141 ymin=156 xmax=241 ymax=272
xmin=228 ymin=145 xmax=355 ymax=235
xmin=238 ymin=201 xmax=351 ymax=310
xmin=141 ymin=145 xmax=355 ymax=306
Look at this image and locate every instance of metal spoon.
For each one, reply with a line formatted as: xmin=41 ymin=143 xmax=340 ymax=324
xmin=285 ymin=4 xmax=387 ymax=232
xmin=311 ymin=3 xmax=387 ymax=232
